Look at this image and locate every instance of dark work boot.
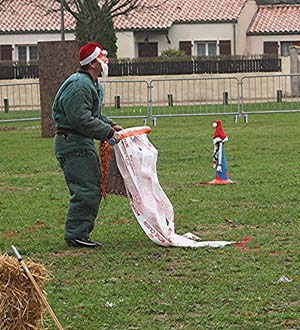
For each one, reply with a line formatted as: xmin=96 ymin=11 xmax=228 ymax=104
xmin=66 ymin=238 xmax=103 ymax=248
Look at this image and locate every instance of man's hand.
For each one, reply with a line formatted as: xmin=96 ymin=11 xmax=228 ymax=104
xmin=112 ymin=124 xmax=123 ymax=132
xmin=112 ymin=131 xmax=121 ymax=144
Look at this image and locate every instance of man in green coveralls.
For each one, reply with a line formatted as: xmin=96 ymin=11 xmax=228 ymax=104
xmin=52 ymin=42 xmax=122 ymax=248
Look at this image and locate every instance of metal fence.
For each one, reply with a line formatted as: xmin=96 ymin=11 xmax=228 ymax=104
xmin=0 ymin=82 xmax=40 ymax=111
xmin=149 ymin=77 xmax=239 ymax=121
xmin=240 ymin=74 xmax=300 ymax=115
xmin=102 ymin=79 xmax=149 ymax=119
xmin=1 ymin=73 xmax=300 ymax=124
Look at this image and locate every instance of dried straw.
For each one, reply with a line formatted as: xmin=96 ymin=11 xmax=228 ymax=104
xmin=0 ymin=255 xmax=52 ymax=330
xmin=99 ymin=140 xmax=111 ymax=199
xmin=99 ymin=142 xmax=127 ymax=198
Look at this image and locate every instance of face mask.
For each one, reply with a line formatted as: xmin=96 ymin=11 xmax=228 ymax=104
xmin=100 ymin=61 xmax=109 ymax=77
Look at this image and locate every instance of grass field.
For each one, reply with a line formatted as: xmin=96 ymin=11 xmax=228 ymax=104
xmin=0 ymin=113 xmax=300 ymax=330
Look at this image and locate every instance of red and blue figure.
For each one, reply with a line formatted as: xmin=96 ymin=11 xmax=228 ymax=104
xmin=209 ymin=120 xmax=234 ymax=185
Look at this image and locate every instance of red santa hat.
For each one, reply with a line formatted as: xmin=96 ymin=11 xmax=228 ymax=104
xmin=213 ymin=120 xmax=227 ymax=140
xmin=79 ymin=42 xmax=108 ymax=66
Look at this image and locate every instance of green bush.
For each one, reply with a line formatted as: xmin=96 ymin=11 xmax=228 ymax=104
xmin=159 ymin=48 xmax=189 ymax=60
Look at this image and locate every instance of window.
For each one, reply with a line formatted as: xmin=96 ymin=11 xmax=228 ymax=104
xmin=18 ymin=46 xmax=27 ymax=61
xmin=280 ymin=41 xmax=300 ymax=56
xmin=196 ymin=41 xmax=217 ymax=57
xmin=208 ymin=42 xmax=217 ymax=56
xmin=197 ymin=43 xmax=206 ymax=56
xmin=29 ymin=46 xmax=38 ymax=61
xmin=17 ymin=45 xmax=38 ymax=62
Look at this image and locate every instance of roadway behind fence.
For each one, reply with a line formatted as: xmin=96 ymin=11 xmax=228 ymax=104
xmin=1 ymin=73 xmax=300 ymax=124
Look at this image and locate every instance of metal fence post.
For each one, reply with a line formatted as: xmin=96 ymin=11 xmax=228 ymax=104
xmin=147 ymin=81 xmax=154 ymax=126
xmin=277 ymin=89 xmax=283 ymax=103
xmin=223 ymin=91 xmax=228 ymax=105
xmin=167 ymin=94 xmax=173 ymax=107
xmin=114 ymin=95 xmax=121 ymax=109
xmin=4 ymin=98 xmax=9 ymax=113
xmin=236 ymin=78 xmax=243 ymax=123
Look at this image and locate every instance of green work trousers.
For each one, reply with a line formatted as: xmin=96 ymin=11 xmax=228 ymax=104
xmin=55 ymin=134 xmax=102 ymax=241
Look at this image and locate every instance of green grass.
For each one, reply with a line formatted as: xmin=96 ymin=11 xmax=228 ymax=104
xmin=0 ymin=109 xmax=40 ymax=120
xmin=1 ymin=114 xmax=300 ymax=329
xmin=242 ymin=101 xmax=300 ymax=113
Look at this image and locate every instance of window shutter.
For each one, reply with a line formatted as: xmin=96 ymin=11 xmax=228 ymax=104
xmin=0 ymin=45 xmax=13 ymax=61
xmin=138 ymin=43 xmax=158 ymax=58
xmin=179 ymin=41 xmax=192 ymax=56
xmin=219 ymin=41 xmax=231 ymax=56
xmin=263 ymin=42 xmax=278 ymax=55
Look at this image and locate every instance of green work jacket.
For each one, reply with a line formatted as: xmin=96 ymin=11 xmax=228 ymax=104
xmin=52 ymin=71 xmax=114 ymax=144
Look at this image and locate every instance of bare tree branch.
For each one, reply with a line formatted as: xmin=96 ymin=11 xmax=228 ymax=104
xmin=26 ymin=0 xmax=170 ymax=56
xmin=108 ymin=0 xmax=141 ymax=17
xmin=55 ymin=0 xmax=169 ymax=19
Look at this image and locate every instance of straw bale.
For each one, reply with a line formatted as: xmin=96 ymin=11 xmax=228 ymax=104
xmin=0 ymin=255 xmax=51 ymax=330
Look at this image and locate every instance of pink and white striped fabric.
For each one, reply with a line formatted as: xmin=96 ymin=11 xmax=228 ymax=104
xmin=114 ymin=127 xmax=235 ymax=248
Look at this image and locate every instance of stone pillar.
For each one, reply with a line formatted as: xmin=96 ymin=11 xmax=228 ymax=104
xmin=38 ymin=40 xmax=80 ymax=138
xmin=289 ymin=45 xmax=300 ymax=97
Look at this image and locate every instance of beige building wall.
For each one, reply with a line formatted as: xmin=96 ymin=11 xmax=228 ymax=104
xmin=169 ymin=23 xmax=233 ymax=56
xmin=133 ymin=33 xmax=170 ymax=57
xmin=236 ymin=0 xmax=258 ymax=54
xmin=248 ymin=35 xmax=300 ymax=57
xmin=280 ymin=56 xmax=290 ymax=74
xmin=116 ymin=31 xmax=135 ymax=58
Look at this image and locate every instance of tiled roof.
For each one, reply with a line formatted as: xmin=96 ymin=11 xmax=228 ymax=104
xmin=115 ymin=0 xmax=247 ymax=31
xmin=0 ymin=0 xmax=75 ymax=33
xmin=248 ymin=4 xmax=300 ymax=35
xmin=0 ymin=0 xmax=247 ymax=34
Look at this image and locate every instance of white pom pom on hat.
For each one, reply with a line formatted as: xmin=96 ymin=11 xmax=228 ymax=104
xmin=213 ymin=120 xmax=227 ymax=140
